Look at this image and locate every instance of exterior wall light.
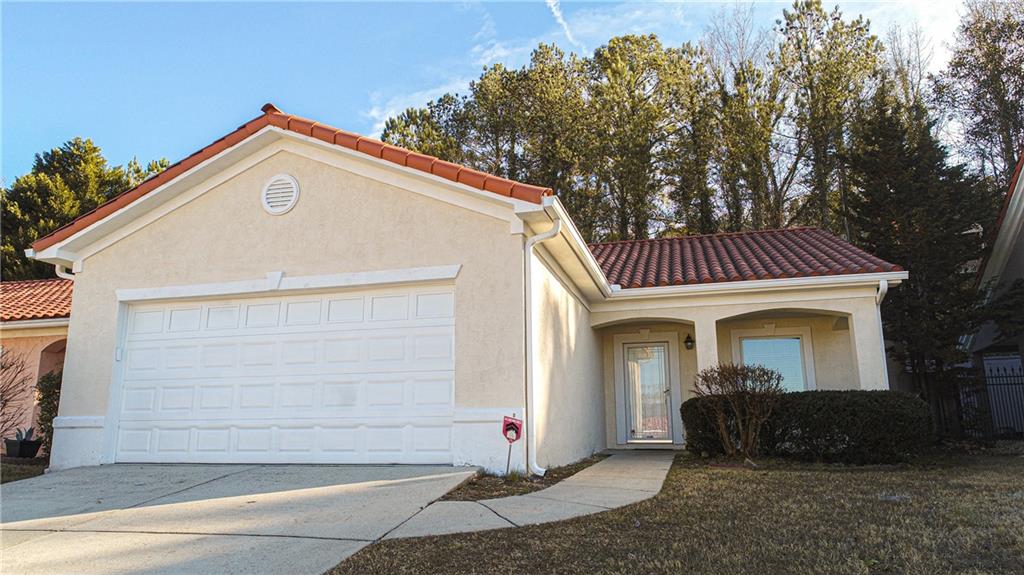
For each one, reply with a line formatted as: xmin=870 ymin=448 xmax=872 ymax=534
xmin=684 ymin=334 xmax=695 ymax=350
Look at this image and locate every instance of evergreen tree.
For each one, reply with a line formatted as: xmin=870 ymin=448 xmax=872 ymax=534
xmin=1 ymin=139 xmax=167 ymax=280
xmin=847 ymin=79 xmax=1000 ymax=390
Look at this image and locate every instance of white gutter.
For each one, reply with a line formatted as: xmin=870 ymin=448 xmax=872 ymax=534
xmin=607 ymin=271 xmax=908 ymax=301
xmin=0 ymin=317 xmax=71 ymax=330
xmin=523 ymin=205 xmax=562 ymax=477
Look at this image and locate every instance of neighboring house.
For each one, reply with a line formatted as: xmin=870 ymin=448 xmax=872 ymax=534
xmin=968 ymin=152 xmax=1024 ymax=436
xmin=27 ymin=104 xmax=907 ymax=474
xmin=0 ymin=278 xmax=73 ymax=448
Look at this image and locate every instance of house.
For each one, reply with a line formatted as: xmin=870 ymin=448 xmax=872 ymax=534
xmin=968 ymin=151 xmax=1024 ymax=436
xmin=0 ymin=278 xmax=73 ymax=448
xmin=27 ymin=104 xmax=907 ymax=474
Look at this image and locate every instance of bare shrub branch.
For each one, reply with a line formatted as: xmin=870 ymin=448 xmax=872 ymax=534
xmin=1 ymin=349 xmax=33 ymax=439
xmin=692 ymin=363 xmax=785 ymax=457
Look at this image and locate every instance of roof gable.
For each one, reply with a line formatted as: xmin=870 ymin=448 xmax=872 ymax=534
xmin=31 ymin=104 xmax=552 ymax=253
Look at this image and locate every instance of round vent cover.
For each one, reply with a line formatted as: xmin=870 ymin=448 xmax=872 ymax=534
xmin=261 ymin=174 xmax=300 ymax=215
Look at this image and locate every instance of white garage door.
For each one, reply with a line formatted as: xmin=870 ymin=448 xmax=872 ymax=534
xmin=114 ymin=284 xmax=455 ymax=464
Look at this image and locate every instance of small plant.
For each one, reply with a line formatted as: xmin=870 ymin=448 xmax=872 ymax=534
xmin=14 ymin=427 xmax=34 ymax=442
xmin=690 ymin=363 xmax=785 ymax=458
xmin=36 ymin=370 xmax=62 ymax=454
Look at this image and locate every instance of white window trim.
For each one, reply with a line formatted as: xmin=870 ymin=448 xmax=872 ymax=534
xmin=612 ymin=330 xmax=682 ymax=445
xmin=730 ymin=324 xmax=817 ymax=391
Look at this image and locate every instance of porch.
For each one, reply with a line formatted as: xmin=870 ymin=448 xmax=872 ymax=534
xmin=593 ymin=290 xmax=889 ymax=449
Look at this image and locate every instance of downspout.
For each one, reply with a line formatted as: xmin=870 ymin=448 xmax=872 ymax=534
xmin=523 ymin=215 xmax=562 ymax=477
xmin=54 ymin=265 xmax=75 ymax=281
xmin=875 ymin=280 xmax=890 ymax=389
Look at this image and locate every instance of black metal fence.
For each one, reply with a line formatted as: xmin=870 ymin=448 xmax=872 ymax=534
xmin=930 ymin=366 xmax=1024 ymax=440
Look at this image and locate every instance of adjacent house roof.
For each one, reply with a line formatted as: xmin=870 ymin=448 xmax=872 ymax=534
xmin=0 ymin=279 xmax=74 ymax=322
xmin=30 ymin=103 xmax=553 ymax=252
xmin=590 ymin=228 xmax=903 ymax=289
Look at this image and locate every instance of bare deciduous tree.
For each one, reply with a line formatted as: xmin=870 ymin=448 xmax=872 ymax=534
xmin=1 ymin=349 xmax=33 ymax=439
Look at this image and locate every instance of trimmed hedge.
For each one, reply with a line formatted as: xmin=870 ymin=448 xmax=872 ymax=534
xmin=681 ymin=390 xmax=933 ymax=463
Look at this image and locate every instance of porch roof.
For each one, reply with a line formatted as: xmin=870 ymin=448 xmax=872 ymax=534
xmin=589 ymin=228 xmax=903 ymax=289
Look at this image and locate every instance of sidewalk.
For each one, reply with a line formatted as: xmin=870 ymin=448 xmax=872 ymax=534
xmin=386 ymin=451 xmax=675 ymax=539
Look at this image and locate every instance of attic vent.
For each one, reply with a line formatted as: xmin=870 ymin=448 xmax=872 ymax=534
xmin=261 ymin=174 xmax=300 ymax=215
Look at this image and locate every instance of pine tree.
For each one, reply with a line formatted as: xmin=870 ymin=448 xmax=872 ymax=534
xmin=1 ymin=139 xmax=168 ymax=280
xmin=847 ymin=79 xmax=1000 ymax=390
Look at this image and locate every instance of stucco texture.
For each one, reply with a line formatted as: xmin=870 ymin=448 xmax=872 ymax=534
xmin=58 ymin=145 xmax=526 ymax=429
xmin=532 ymin=250 xmax=604 ymax=468
xmin=0 ymin=326 xmax=67 ymax=443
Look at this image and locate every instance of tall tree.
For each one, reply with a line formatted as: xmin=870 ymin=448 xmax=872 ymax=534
xmin=847 ymin=79 xmax=1000 ymax=390
xmin=1 ymin=139 xmax=168 ymax=280
xmin=381 ymin=94 xmax=467 ymax=163
xmin=664 ymin=43 xmax=719 ymax=235
xmin=519 ymin=45 xmax=609 ymax=241
xmin=778 ymin=0 xmax=881 ymax=236
xmin=588 ymin=34 xmax=671 ymax=240
xmin=933 ymin=0 xmax=1024 ymax=184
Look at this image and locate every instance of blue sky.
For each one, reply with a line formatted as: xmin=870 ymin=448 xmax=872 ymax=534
xmin=1 ymin=1 xmax=963 ymax=184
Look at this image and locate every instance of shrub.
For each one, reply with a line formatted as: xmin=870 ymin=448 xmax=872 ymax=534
xmin=763 ymin=390 xmax=933 ymax=463
xmin=690 ymin=364 xmax=785 ymax=457
xmin=36 ymin=370 xmax=62 ymax=454
xmin=681 ymin=390 xmax=933 ymax=463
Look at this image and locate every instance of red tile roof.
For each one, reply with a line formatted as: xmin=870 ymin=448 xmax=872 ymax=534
xmin=31 ymin=104 xmax=553 ymax=252
xmin=1 ymin=279 xmax=73 ymax=322
xmin=589 ymin=228 xmax=903 ymax=289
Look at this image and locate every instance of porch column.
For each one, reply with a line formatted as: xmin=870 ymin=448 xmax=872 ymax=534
xmin=849 ymin=300 xmax=889 ymax=390
xmin=693 ymin=315 xmax=720 ymax=374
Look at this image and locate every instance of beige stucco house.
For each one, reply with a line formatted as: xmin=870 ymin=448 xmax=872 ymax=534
xmin=0 ymin=279 xmax=72 ymax=450
xmin=28 ymin=104 xmax=907 ymax=474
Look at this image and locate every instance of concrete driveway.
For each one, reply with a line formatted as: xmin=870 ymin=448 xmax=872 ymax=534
xmin=1 ymin=464 xmax=474 ymax=575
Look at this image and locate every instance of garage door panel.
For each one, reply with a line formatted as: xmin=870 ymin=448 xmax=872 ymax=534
xmin=123 ymin=328 xmax=454 ymax=375
xmin=115 ymin=285 xmax=455 ymax=464
xmin=116 ymin=419 xmax=454 ymax=464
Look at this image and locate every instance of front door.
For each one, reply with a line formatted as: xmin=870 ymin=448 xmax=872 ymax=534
xmin=624 ymin=343 xmax=671 ymax=441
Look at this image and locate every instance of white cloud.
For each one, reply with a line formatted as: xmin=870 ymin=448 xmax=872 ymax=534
xmin=362 ymin=77 xmax=471 ymax=136
xmin=546 ymin=0 xmax=585 ymax=51
xmin=836 ymin=0 xmax=965 ymax=73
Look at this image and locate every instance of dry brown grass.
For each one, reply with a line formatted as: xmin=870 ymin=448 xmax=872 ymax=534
xmin=1 ymin=457 xmax=46 ymax=484
xmin=441 ymin=454 xmax=608 ymax=501
xmin=331 ymin=449 xmax=1024 ymax=575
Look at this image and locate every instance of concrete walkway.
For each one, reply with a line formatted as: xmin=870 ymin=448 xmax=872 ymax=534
xmin=386 ymin=450 xmax=674 ymax=539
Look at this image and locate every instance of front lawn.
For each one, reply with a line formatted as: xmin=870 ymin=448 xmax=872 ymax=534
xmin=0 ymin=457 xmax=47 ymax=484
xmin=331 ymin=448 xmax=1024 ymax=575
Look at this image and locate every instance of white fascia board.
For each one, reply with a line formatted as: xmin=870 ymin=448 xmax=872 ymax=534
xmin=0 ymin=317 xmax=71 ymax=330
xmin=115 ymin=265 xmax=461 ymax=303
xmin=272 ymin=129 xmax=541 ymax=219
xmin=604 ymin=271 xmax=908 ymax=301
xmin=539 ymin=196 xmax=613 ymax=297
xmin=979 ymin=170 xmax=1024 ymax=292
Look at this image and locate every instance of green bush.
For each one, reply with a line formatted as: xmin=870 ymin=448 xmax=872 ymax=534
xmin=681 ymin=390 xmax=933 ymax=463
xmin=35 ymin=370 xmax=62 ymax=454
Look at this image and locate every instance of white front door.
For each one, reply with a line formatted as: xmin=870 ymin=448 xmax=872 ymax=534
xmin=624 ymin=343 xmax=671 ymax=441
xmin=113 ymin=284 xmax=455 ymax=464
